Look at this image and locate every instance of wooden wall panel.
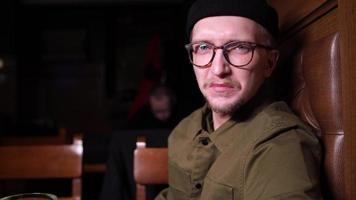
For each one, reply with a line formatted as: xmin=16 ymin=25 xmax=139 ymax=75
xmin=339 ymin=0 xmax=356 ymax=199
xmin=296 ymin=8 xmax=337 ymax=43
xmin=274 ymin=3 xmax=341 ymax=199
xmin=277 ymin=8 xmax=337 ymax=73
xmin=269 ymin=0 xmax=326 ymax=32
xmin=275 ymin=0 xmax=356 ymax=198
xmin=282 ymin=8 xmax=337 ymax=46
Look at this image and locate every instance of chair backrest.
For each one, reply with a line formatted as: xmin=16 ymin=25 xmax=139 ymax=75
xmin=0 ymin=136 xmax=83 ymax=200
xmin=133 ymin=137 xmax=168 ymax=200
xmin=288 ymin=32 xmax=343 ymax=199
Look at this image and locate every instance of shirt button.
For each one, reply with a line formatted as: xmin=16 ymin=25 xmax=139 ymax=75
xmin=201 ymin=138 xmax=209 ymax=146
xmin=195 ymin=183 xmax=202 ymax=189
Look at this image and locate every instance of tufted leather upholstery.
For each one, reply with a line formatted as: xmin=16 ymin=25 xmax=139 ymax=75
xmin=288 ymin=33 xmax=344 ymax=199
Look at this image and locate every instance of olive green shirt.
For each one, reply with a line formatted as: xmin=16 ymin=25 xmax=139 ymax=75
xmin=155 ymin=101 xmax=322 ymax=200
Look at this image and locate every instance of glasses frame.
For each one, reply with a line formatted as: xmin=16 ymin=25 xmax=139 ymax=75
xmin=185 ymin=41 xmax=273 ymax=68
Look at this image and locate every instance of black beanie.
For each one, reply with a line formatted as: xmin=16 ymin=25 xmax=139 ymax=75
xmin=186 ymin=0 xmax=279 ymax=39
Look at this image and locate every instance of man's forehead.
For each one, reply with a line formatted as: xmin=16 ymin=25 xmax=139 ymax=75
xmin=191 ymin=16 xmax=261 ymax=42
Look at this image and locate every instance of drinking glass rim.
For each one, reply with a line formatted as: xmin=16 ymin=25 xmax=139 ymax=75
xmin=0 ymin=192 xmax=58 ymax=200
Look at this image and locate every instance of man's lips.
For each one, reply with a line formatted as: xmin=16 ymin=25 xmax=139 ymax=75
xmin=209 ymin=83 xmax=234 ymax=88
xmin=208 ymin=82 xmax=236 ymax=92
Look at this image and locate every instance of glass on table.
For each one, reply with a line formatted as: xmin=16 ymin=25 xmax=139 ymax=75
xmin=0 ymin=193 xmax=57 ymax=200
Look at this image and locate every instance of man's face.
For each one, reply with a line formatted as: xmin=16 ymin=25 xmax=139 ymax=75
xmin=191 ymin=16 xmax=278 ymax=115
xmin=149 ymin=95 xmax=172 ymax=122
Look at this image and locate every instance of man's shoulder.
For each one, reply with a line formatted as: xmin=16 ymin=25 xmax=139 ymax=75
xmin=260 ymin=101 xmax=307 ymax=131
xmin=250 ymin=101 xmax=317 ymax=143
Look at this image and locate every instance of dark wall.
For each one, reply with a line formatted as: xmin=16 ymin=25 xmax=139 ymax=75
xmin=0 ymin=1 xmax=203 ymax=135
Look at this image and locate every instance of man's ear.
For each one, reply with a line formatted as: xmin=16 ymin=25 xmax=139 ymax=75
xmin=264 ymin=49 xmax=279 ymax=77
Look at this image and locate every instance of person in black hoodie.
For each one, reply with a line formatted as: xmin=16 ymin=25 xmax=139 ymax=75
xmin=99 ymin=85 xmax=179 ymax=200
xmin=126 ymin=84 xmax=178 ymax=130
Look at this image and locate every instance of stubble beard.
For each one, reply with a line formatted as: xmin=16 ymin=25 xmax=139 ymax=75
xmin=205 ymin=95 xmax=243 ymax=116
xmin=202 ymin=80 xmax=243 ymax=115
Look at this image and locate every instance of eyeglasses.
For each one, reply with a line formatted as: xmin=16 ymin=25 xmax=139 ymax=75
xmin=185 ymin=41 xmax=273 ymax=68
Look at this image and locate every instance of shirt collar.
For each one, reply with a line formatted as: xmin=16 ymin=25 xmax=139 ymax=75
xmin=189 ymin=104 xmax=242 ymax=152
xmin=191 ymin=97 xmax=271 ymax=152
xmin=187 ymin=104 xmax=209 ymax=140
xmin=209 ymin=117 xmax=243 ymax=152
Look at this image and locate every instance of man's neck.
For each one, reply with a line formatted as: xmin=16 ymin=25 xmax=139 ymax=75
xmin=209 ymin=81 xmax=275 ymax=131
xmin=212 ymin=112 xmax=232 ymax=130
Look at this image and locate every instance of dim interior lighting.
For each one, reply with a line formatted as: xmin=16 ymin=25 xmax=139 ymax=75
xmin=0 ymin=58 xmax=4 ymax=69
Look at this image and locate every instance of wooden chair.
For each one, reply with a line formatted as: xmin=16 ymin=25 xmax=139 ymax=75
xmin=0 ymin=135 xmax=83 ymax=200
xmin=133 ymin=137 xmax=168 ymax=200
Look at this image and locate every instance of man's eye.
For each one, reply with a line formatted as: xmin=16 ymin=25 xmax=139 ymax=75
xmin=193 ymin=44 xmax=211 ymax=54
xmin=230 ymin=44 xmax=252 ymax=54
xmin=199 ymin=44 xmax=209 ymax=50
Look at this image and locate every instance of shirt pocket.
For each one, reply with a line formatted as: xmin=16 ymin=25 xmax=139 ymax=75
xmin=168 ymin=160 xmax=191 ymax=199
xmin=201 ymin=175 xmax=234 ymax=200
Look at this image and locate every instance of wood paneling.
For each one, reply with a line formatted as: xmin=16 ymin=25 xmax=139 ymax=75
xmin=280 ymin=8 xmax=337 ymax=49
xmin=274 ymin=0 xmax=356 ymax=199
xmin=269 ymin=0 xmax=327 ymax=32
xmin=339 ymin=0 xmax=356 ymax=199
xmin=275 ymin=0 xmax=356 ymax=198
xmin=277 ymin=8 xmax=338 ymax=78
xmin=296 ymin=8 xmax=337 ymax=43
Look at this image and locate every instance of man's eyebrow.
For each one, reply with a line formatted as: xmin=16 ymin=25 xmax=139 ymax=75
xmin=226 ymin=39 xmax=256 ymax=44
xmin=190 ymin=40 xmax=256 ymax=46
xmin=190 ymin=40 xmax=213 ymax=44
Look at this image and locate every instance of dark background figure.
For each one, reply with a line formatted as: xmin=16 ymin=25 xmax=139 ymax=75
xmin=99 ymin=85 xmax=180 ymax=200
xmin=126 ymin=84 xmax=180 ymax=130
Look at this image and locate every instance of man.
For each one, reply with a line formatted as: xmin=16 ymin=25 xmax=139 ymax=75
xmin=148 ymin=85 xmax=176 ymax=123
xmin=156 ymin=0 xmax=322 ymax=199
xmin=100 ymin=85 xmax=178 ymax=200
xmin=127 ymin=84 xmax=178 ymax=129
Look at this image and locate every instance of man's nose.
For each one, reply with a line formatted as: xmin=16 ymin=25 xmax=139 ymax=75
xmin=211 ymin=49 xmax=231 ymax=76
